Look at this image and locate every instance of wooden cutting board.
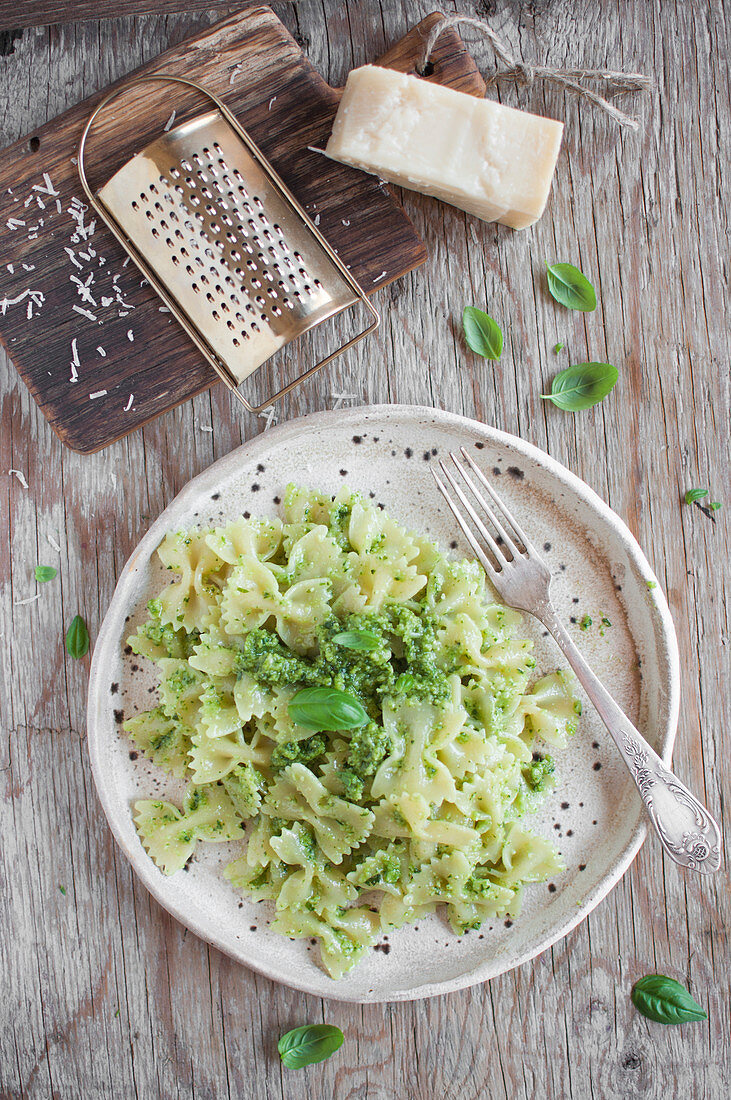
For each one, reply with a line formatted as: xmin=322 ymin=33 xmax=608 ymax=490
xmin=0 ymin=8 xmax=484 ymax=453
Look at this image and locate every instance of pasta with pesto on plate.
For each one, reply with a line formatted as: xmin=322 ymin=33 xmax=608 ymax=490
xmin=124 ymin=484 xmax=580 ymax=979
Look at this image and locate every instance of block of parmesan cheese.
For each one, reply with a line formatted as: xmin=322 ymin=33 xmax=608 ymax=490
xmin=325 ymin=65 xmax=564 ymax=230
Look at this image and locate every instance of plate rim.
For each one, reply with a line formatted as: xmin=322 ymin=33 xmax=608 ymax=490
xmin=87 ymin=403 xmax=680 ymax=1002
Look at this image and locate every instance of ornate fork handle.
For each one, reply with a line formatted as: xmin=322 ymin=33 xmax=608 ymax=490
xmin=539 ymin=603 xmax=722 ymax=873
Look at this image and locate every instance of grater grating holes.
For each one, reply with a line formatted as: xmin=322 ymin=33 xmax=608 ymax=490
xmin=134 ymin=148 xmax=325 ymax=340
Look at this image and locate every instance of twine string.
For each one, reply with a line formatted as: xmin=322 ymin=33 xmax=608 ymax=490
xmin=417 ymin=14 xmax=652 ymax=131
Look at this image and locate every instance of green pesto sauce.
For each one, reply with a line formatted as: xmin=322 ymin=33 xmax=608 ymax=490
xmin=222 ymin=763 xmax=265 ymax=815
xmin=233 ymin=606 xmax=452 ymax=788
xmin=510 ymin=754 xmax=557 ymax=819
xmin=235 ymin=607 xmax=450 ymax=708
xmin=271 ymin=733 xmax=328 ymax=772
xmin=328 ymin=502 xmax=352 ymax=551
xmin=166 ymin=665 xmax=198 ymax=695
xmin=137 ymin=598 xmax=199 ymax=659
xmin=522 ymin=754 xmax=556 ymax=793
xmin=361 ymin=847 xmax=402 ymax=887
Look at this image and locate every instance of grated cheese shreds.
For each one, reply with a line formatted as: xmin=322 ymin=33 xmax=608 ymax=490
xmin=8 ymin=468 xmax=29 ymax=488
xmin=124 ymin=394 xmax=134 ymax=412
xmin=72 ymin=305 xmax=97 ymax=321
xmin=47 ymin=534 xmax=62 ymax=553
xmin=15 ymin=594 xmax=41 ymax=606
xmin=330 ymin=392 xmax=361 ymax=410
xmin=89 ymin=389 xmax=107 ymax=399
xmin=0 ymin=288 xmax=45 ymax=316
xmin=32 ymin=172 xmax=59 ymax=197
xmin=70 ymin=272 xmax=97 ymax=307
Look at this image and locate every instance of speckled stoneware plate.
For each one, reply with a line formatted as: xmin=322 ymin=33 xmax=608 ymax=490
xmin=87 ymin=405 xmax=679 ymax=1003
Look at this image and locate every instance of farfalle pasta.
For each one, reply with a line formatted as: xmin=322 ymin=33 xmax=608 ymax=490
xmin=125 ymin=485 xmax=580 ymax=978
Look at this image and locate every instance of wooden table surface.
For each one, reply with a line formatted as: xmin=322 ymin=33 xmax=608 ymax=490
xmin=1 ymin=3 xmax=728 ymax=1098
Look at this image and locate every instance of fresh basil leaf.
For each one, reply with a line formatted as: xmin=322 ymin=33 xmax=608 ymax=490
xmin=684 ymin=488 xmax=709 ymax=504
xmin=709 ymin=501 xmax=722 ymax=511
xmin=631 ymin=975 xmax=707 ymax=1025
xmin=541 ymin=362 xmax=618 ymax=411
xmin=462 ymin=306 xmax=503 ymax=359
xmin=553 ymin=341 xmax=565 ymax=353
xmin=35 ymin=565 xmax=57 ymax=583
xmin=65 ymin=614 xmax=90 ymax=659
xmin=289 ymin=687 xmax=367 ymax=732
xmin=332 ymin=630 xmax=380 ymax=652
xmin=278 ymin=1024 xmax=344 ymax=1069
xmin=545 ymin=262 xmax=597 ymax=311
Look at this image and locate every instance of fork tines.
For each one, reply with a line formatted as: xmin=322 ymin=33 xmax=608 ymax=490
xmin=431 ymin=448 xmax=535 ymax=574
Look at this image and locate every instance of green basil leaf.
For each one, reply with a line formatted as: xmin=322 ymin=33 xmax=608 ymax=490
xmin=278 ymin=1024 xmax=344 ymax=1069
xmin=631 ymin=975 xmax=707 ymax=1025
xmin=709 ymin=501 xmax=722 ymax=511
xmin=684 ymin=488 xmax=709 ymax=504
xmin=332 ymin=630 xmax=380 ymax=652
xmin=289 ymin=687 xmax=367 ymax=732
xmin=462 ymin=306 xmax=503 ymax=359
xmin=545 ymin=262 xmax=597 ymax=311
xmin=35 ymin=565 xmax=57 ymax=583
xmin=541 ymin=362 xmax=618 ymax=411
xmin=65 ymin=614 xmax=90 ymax=659
xmin=553 ymin=341 xmax=565 ymax=353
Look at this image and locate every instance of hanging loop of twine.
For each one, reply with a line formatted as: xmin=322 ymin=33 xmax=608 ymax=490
xmin=417 ymin=14 xmax=652 ymax=131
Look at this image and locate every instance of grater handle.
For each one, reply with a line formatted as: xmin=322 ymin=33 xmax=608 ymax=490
xmin=78 ymin=74 xmax=380 ymax=413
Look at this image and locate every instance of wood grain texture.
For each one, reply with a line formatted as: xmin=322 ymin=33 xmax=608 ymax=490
xmin=0 ymin=2 xmax=244 ymax=33
xmin=0 ymin=2 xmax=729 ymax=1098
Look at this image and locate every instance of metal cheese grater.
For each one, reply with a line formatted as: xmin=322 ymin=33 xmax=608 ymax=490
xmin=78 ymin=75 xmax=379 ymax=412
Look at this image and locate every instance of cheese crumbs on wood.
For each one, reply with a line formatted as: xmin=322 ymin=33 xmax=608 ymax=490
xmin=325 ymin=65 xmax=564 ymax=230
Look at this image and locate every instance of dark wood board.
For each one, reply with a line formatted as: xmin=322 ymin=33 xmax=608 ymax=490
xmin=0 ymin=7 xmax=484 ymax=453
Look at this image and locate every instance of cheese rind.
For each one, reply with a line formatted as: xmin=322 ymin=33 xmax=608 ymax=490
xmin=325 ymin=65 xmax=564 ymax=230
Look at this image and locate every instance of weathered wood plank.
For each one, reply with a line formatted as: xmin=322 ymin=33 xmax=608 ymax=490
xmin=1 ymin=1 xmax=729 ymax=1098
xmin=0 ymin=2 xmax=247 ymax=33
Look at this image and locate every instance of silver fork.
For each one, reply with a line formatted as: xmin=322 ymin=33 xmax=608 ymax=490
xmin=433 ymin=448 xmax=722 ymax=874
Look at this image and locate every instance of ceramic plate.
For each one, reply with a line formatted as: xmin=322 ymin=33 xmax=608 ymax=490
xmin=87 ymin=405 xmax=679 ymax=1002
